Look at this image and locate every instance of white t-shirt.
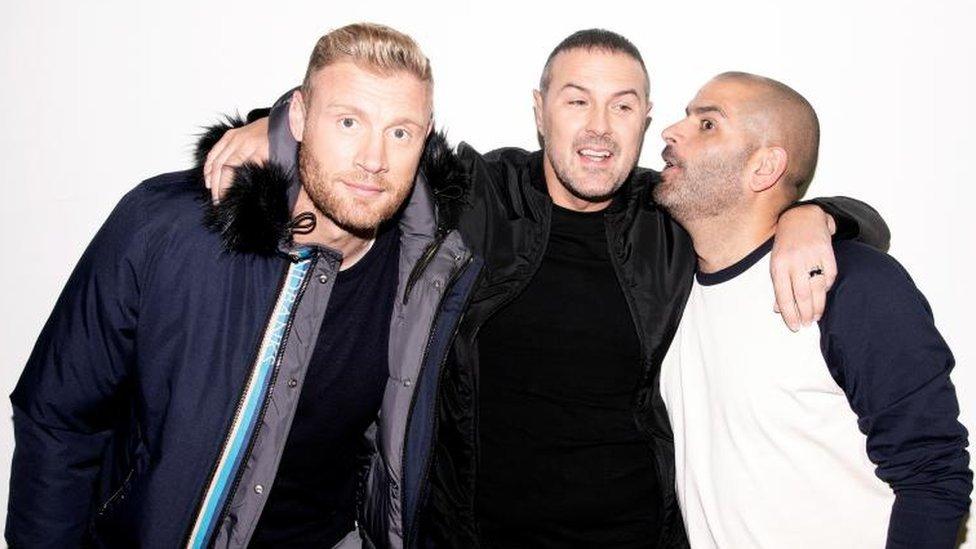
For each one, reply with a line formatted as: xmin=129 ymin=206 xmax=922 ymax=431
xmin=660 ymin=241 xmax=893 ymax=548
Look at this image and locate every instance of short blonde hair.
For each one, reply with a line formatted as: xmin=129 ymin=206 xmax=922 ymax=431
xmin=301 ymin=23 xmax=433 ymax=100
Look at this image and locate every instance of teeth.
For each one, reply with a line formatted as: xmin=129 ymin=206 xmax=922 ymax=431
xmin=580 ymin=148 xmax=611 ymax=158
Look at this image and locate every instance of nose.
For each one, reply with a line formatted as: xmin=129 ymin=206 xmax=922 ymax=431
xmin=356 ymin=132 xmax=388 ymax=175
xmin=586 ymin=105 xmax=612 ymax=137
xmin=661 ymin=122 xmax=680 ymax=144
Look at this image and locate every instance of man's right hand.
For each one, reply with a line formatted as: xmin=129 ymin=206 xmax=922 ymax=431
xmin=204 ymin=116 xmax=270 ymax=203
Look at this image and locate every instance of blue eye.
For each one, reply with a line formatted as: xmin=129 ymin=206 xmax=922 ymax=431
xmin=339 ymin=118 xmax=357 ymax=129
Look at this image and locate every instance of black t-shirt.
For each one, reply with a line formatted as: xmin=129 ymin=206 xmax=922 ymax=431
xmin=476 ymin=202 xmax=662 ymax=548
xmin=250 ymin=226 xmax=400 ymax=548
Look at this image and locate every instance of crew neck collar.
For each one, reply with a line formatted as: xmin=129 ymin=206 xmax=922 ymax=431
xmin=695 ymin=237 xmax=774 ymax=286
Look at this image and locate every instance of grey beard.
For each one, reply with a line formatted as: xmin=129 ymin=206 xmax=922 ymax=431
xmin=654 ymin=154 xmax=748 ymax=224
xmin=544 ymin=142 xmax=627 ymax=203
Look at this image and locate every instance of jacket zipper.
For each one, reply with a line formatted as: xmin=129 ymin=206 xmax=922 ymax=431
xmin=181 ymin=261 xmax=291 ymax=546
xmin=209 ymin=253 xmax=319 ymax=542
xmin=95 ymin=466 xmax=136 ymax=517
xmin=403 ymin=231 xmax=449 ymax=305
xmin=180 ymin=254 xmax=317 ymax=547
xmin=401 ymin=254 xmax=478 ymax=547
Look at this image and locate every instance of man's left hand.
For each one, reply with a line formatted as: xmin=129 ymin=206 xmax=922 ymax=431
xmin=771 ymin=204 xmax=838 ymax=332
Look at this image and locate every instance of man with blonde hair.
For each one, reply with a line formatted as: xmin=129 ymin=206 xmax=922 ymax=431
xmin=7 ymin=23 xmax=478 ymax=549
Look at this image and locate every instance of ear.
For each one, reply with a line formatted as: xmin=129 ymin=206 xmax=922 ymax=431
xmin=532 ymin=89 xmax=545 ymax=135
xmin=749 ymin=146 xmax=788 ymax=193
xmin=426 ymin=119 xmax=434 ymax=138
xmin=644 ymin=100 xmax=654 ymax=132
xmin=289 ymin=89 xmax=307 ymax=143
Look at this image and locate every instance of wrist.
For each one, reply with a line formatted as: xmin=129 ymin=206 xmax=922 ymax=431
xmin=782 ymin=204 xmax=833 ymax=235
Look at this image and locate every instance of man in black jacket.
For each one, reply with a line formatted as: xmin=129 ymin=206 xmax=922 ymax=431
xmin=206 ymin=29 xmax=888 ymax=548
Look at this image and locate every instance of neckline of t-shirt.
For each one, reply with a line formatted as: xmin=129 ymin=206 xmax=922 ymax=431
xmin=336 ymin=226 xmax=395 ymax=280
xmin=551 ymin=202 xmax=607 ymax=219
xmin=695 ymin=237 xmax=775 ymax=286
xmin=337 ymin=237 xmax=376 ymax=273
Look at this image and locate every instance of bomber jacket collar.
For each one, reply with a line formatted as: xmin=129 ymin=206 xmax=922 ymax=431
xmin=192 ymin=115 xmax=470 ymax=257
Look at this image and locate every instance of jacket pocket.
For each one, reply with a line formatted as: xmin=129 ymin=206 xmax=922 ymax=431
xmin=94 ymin=465 xmax=137 ymax=520
xmin=90 ymin=449 xmax=148 ymax=545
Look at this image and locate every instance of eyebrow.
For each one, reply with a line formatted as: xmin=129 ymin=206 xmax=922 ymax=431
xmin=388 ymin=116 xmax=426 ymax=130
xmin=560 ymin=82 xmax=643 ymax=100
xmin=325 ymin=103 xmax=366 ymax=116
xmin=686 ymin=105 xmax=728 ymax=118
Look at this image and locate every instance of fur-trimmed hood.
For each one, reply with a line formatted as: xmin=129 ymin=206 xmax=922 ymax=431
xmin=193 ymin=115 xmax=470 ymax=256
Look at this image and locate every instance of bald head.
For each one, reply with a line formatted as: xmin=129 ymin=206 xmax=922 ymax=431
xmin=712 ymin=72 xmax=820 ymax=199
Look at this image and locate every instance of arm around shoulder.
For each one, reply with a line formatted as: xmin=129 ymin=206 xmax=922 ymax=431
xmin=798 ymin=195 xmax=891 ymax=251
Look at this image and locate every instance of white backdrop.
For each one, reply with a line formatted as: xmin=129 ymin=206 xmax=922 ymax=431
xmin=1 ymin=0 xmax=974 ymax=544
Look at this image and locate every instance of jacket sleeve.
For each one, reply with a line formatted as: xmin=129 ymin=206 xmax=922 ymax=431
xmin=819 ymin=244 xmax=972 ymax=549
xmin=794 ymin=196 xmax=891 ymax=251
xmin=6 ymin=186 xmax=148 ymax=548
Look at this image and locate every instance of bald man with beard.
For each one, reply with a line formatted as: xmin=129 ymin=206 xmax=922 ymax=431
xmin=655 ymin=72 xmax=972 ymax=548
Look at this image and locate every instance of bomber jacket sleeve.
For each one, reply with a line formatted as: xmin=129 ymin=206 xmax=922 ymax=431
xmin=794 ymin=196 xmax=891 ymax=251
xmin=6 ymin=187 xmax=148 ymax=547
xmin=819 ymin=243 xmax=972 ymax=549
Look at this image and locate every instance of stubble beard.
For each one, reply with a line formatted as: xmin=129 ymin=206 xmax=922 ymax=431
xmin=545 ymin=134 xmax=632 ymax=204
xmin=297 ymin=144 xmax=408 ymax=235
xmin=653 ymin=148 xmax=749 ymax=224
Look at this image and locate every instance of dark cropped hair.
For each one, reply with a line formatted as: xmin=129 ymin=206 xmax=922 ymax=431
xmin=539 ymin=29 xmax=649 ymax=97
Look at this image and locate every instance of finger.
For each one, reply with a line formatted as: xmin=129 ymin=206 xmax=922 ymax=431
xmin=772 ymin=266 xmax=801 ymax=332
xmin=217 ymin=166 xmax=236 ymax=202
xmin=204 ymin=135 xmax=230 ymax=189
xmin=810 ymin=273 xmax=827 ymax=323
xmin=821 ymin=248 xmax=838 ymax=291
xmin=211 ymin=143 xmax=240 ymax=204
xmin=792 ymin=267 xmax=814 ymax=327
xmin=211 ymin=174 xmax=221 ymax=204
xmin=212 ymin=164 xmax=223 ymax=205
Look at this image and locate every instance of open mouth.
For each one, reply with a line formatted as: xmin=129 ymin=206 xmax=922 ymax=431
xmin=577 ymin=147 xmax=614 ymax=164
xmin=661 ymin=147 xmax=681 ymax=173
xmin=661 ymin=159 xmax=680 ymax=177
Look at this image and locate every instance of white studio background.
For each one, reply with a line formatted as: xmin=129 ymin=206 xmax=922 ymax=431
xmin=1 ymin=0 xmax=974 ymax=543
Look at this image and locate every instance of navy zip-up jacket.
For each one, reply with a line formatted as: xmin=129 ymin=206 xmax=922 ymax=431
xmin=8 ymin=170 xmax=288 ymax=546
xmin=6 ymin=122 xmax=479 ymax=548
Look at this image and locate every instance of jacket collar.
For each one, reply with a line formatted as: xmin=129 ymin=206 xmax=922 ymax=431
xmin=193 ymin=116 xmax=469 ymax=256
